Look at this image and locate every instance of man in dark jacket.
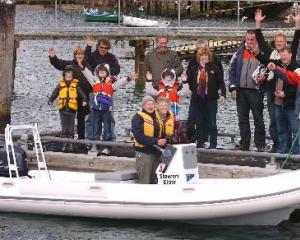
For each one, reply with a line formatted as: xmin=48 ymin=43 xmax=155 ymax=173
xmin=132 ymin=95 xmax=166 ymax=184
xmin=229 ymin=30 xmax=266 ymax=152
xmin=254 ymin=9 xmax=300 ymax=152
xmin=48 ymin=46 xmax=92 ymax=140
xmin=85 ymin=37 xmax=120 ymax=74
xmin=257 ymin=47 xmax=299 ymax=154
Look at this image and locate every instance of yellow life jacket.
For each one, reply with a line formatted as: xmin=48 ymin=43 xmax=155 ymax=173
xmin=58 ymin=79 xmax=79 ymax=111
xmin=155 ymin=111 xmax=175 ymax=137
xmin=134 ymin=111 xmax=158 ymax=148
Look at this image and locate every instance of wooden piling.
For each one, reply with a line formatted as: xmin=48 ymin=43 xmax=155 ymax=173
xmin=129 ymin=39 xmax=148 ymax=89
xmin=0 ymin=0 xmax=16 ymax=133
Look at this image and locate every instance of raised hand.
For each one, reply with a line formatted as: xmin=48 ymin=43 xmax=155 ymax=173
xmin=293 ymin=12 xmax=300 ymax=29
xmin=48 ymin=48 xmax=56 ymax=58
xmin=255 ymin=9 xmax=265 ymax=23
xmin=85 ymin=35 xmax=93 ymax=47
xmin=146 ymin=71 xmax=152 ymax=81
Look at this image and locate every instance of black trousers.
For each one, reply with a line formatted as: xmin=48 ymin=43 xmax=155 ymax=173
xmin=59 ymin=110 xmax=76 ymax=138
xmin=77 ymin=106 xmax=88 ymax=139
xmin=236 ymin=88 xmax=266 ymax=148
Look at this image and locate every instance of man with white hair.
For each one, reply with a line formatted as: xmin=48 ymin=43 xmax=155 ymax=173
xmin=132 ymin=96 xmax=166 ymax=184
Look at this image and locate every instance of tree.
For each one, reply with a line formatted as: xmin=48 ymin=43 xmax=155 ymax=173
xmin=0 ymin=0 xmax=16 ymax=133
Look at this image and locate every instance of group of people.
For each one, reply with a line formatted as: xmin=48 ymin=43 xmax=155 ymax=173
xmin=228 ymin=9 xmax=300 ymax=154
xmin=47 ymin=8 xmax=300 ymax=183
xmin=48 ymin=34 xmax=226 ymax=156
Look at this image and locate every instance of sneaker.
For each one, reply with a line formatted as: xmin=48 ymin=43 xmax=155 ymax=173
xmin=101 ymin=148 xmax=111 ymax=155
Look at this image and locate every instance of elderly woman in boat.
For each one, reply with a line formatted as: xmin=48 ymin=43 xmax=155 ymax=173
xmin=132 ymin=96 xmax=166 ymax=184
xmin=155 ymin=97 xmax=175 ymax=144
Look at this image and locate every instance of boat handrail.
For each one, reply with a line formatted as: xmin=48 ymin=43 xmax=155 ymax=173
xmin=4 ymin=124 xmax=51 ymax=180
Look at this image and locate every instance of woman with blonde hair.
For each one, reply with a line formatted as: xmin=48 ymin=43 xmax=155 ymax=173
xmin=187 ymin=47 xmax=226 ymax=149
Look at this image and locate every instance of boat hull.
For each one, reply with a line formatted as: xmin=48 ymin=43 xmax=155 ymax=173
xmin=84 ymin=13 xmax=120 ymax=23
xmin=1 ymin=170 xmax=300 ymax=225
xmin=122 ymin=15 xmax=169 ymax=27
xmin=0 ymin=196 xmax=294 ymax=226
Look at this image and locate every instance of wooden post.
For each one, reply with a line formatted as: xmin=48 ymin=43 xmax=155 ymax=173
xmin=130 ymin=40 xmax=148 ymax=90
xmin=0 ymin=0 xmax=16 ymax=133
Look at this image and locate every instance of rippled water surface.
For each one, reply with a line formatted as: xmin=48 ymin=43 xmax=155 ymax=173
xmin=1 ymin=212 xmax=300 ymax=240
xmin=5 ymin=4 xmax=299 ymax=240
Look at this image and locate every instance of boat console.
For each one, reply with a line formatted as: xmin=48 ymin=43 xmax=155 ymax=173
xmin=156 ymin=144 xmax=199 ymax=185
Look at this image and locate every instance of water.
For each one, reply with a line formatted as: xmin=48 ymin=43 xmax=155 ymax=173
xmin=0 ymin=212 xmax=300 ymax=240
xmin=5 ymin=4 xmax=299 ymax=239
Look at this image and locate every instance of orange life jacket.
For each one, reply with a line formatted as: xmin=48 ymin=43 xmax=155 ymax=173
xmin=93 ymin=79 xmax=114 ymax=97
xmin=157 ymin=81 xmax=180 ymax=103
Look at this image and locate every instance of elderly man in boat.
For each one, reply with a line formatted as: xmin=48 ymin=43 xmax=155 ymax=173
xmin=132 ymin=96 xmax=177 ymax=184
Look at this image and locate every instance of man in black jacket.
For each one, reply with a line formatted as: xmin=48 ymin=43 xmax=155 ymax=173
xmin=256 ymin=46 xmax=299 ymax=154
xmin=266 ymin=48 xmax=299 ymax=154
xmin=48 ymin=46 xmax=92 ymax=140
xmin=84 ymin=36 xmax=120 ymax=74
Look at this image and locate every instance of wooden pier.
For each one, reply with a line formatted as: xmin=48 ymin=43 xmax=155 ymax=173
xmin=15 ymin=0 xmax=292 ymax=18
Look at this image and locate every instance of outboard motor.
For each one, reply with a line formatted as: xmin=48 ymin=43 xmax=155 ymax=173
xmin=155 ymin=144 xmax=199 ymax=185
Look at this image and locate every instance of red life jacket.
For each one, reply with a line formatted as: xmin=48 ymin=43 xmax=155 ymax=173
xmin=93 ymin=79 xmax=114 ymax=96
xmin=157 ymin=81 xmax=180 ymax=103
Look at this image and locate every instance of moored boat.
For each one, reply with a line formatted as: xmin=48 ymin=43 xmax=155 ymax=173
xmin=123 ymin=15 xmax=170 ymax=27
xmin=1 ymin=124 xmax=300 ymax=226
xmin=84 ymin=10 xmax=120 ymax=23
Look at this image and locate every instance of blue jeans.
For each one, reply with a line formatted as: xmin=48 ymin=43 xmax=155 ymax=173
xmin=275 ymin=105 xmax=299 ymax=154
xmin=194 ymin=98 xmax=218 ymax=148
xmin=187 ymin=98 xmax=208 ymax=142
xmin=85 ymin=109 xmax=112 ymax=141
xmin=266 ymin=90 xmax=278 ymax=148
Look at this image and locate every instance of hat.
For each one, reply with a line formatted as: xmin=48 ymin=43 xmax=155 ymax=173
xmin=141 ymin=95 xmax=155 ymax=107
xmin=161 ymin=68 xmax=176 ymax=79
xmin=94 ymin=63 xmax=110 ymax=78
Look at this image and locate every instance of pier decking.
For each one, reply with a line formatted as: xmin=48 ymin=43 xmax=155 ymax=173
xmin=15 ymin=27 xmax=296 ymax=41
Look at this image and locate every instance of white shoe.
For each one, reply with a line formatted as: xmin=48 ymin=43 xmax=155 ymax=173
xmin=102 ymin=148 xmax=111 ymax=155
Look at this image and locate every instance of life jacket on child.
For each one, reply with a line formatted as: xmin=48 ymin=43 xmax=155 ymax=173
xmin=157 ymin=68 xmax=180 ymax=104
xmin=58 ymin=79 xmax=79 ymax=111
xmin=91 ymin=64 xmax=114 ymax=111
xmin=157 ymin=81 xmax=180 ymax=103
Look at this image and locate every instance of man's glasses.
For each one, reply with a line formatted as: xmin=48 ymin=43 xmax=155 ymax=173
xmin=99 ymin=46 xmax=108 ymax=50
